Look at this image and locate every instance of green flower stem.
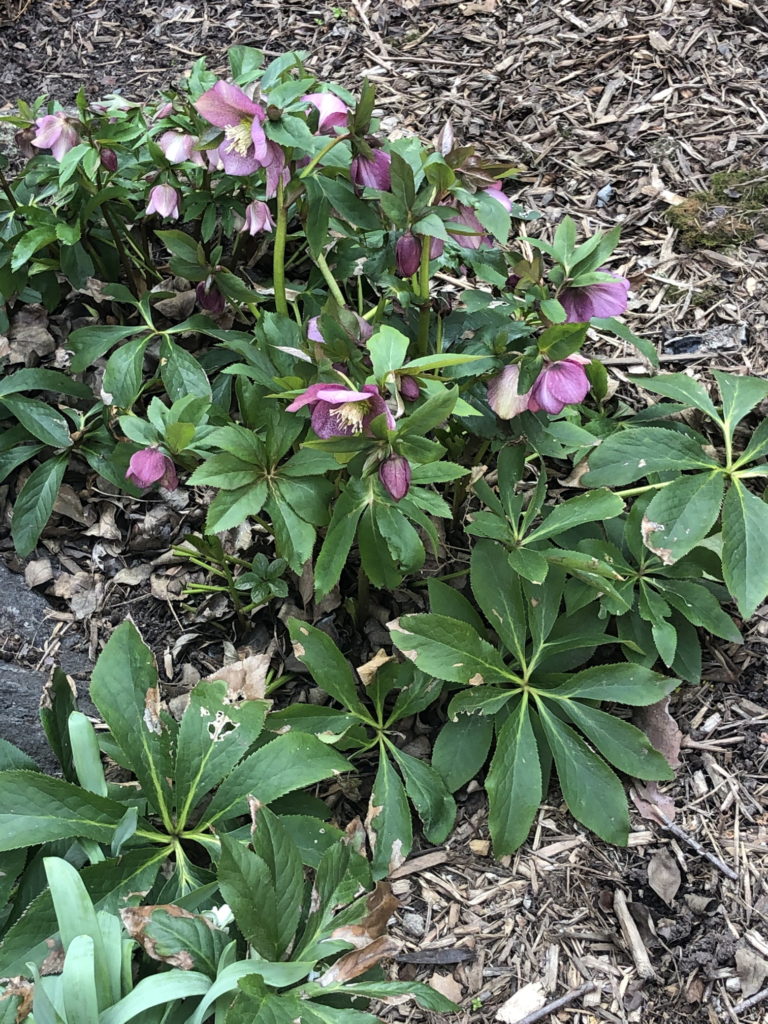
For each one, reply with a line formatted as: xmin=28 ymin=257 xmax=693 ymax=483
xmin=0 ymin=167 xmax=19 ymax=211
xmin=416 ymin=234 xmax=432 ymax=357
xmin=273 ymin=178 xmax=289 ymax=316
xmin=315 ymin=250 xmax=346 ymax=306
xmin=299 ymin=133 xmax=351 ymax=179
xmin=614 ymin=479 xmax=675 ymax=499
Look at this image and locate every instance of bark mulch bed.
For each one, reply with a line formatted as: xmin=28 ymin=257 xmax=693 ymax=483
xmin=1 ymin=1 xmax=767 ymax=1022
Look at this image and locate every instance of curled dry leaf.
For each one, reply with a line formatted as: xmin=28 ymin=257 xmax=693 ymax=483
xmin=0 ymin=977 xmax=34 ymax=1020
xmin=357 ymin=648 xmax=394 ymax=686
xmin=331 ymin=880 xmax=398 ymax=947
xmin=25 ymin=557 xmax=53 ymax=588
xmin=317 ymin=934 xmax=402 ymax=986
xmin=7 ymin=304 xmax=55 ymax=364
xmin=647 ymin=848 xmax=682 ymax=905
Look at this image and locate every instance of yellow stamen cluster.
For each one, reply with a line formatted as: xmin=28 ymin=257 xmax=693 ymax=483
xmin=331 ymin=401 xmax=369 ymax=432
xmin=223 ymin=120 xmax=253 ymax=156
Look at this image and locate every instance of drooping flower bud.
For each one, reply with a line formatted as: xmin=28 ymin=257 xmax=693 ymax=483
xmin=528 ymin=355 xmax=591 ymax=414
xmin=196 ymin=280 xmax=225 ymax=314
xmin=396 ymin=233 xmax=421 ymax=277
xmin=241 ymin=199 xmax=275 ymax=235
xmin=99 ymin=148 xmax=118 ymax=172
xmin=158 ymin=130 xmax=205 ymax=166
xmin=398 ymin=375 xmax=421 ymax=402
xmin=125 ymin=448 xmax=178 ymax=490
xmin=379 ymin=455 xmax=412 ymax=501
xmin=146 ymin=184 xmax=180 ymax=219
xmin=350 ymin=149 xmax=391 ymax=191
xmin=302 ymin=92 xmax=349 ymax=133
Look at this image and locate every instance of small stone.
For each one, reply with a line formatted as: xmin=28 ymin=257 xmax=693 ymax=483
xmin=401 ymin=911 xmax=425 ymax=937
xmin=470 ymin=839 xmax=490 ymax=856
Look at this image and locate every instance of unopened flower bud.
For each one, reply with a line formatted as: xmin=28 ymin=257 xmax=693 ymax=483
xmin=379 ymin=455 xmax=411 ymax=501
xmin=146 ymin=183 xmax=180 ymax=219
xmin=196 ymin=280 xmax=225 ymax=314
xmin=100 ymin=148 xmax=118 ymax=172
xmin=396 ymin=233 xmax=421 ymax=277
xmin=398 ymin=375 xmax=420 ymax=402
xmin=350 ymin=148 xmax=391 ymax=191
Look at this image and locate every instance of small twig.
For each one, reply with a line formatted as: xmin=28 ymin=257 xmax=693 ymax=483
xmin=731 ymin=985 xmax=768 ymax=1016
xmin=613 ymin=890 xmax=655 ymax=979
xmin=514 ymin=982 xmax=597 ymax=1024
xmin=654 ymin=810 xmax=739 ymax=881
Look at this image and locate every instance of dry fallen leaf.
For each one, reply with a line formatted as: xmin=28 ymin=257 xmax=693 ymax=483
xmin=633 ymin=697 xmax=682 ymax=769
xmin=630 ymin=780 xmax=677 ymax=824
xmin=331 ymin=880 xmax=398 ymax=947
xmin=25 ymin=557 xmax=53 ymax=588
xmin=460 ymin=0 xmax=497 ymax=13
xmin=647 ymin=848 xmax=682 ymax=905
xmin=113 ymin=564 xmax=153 ymax=586
xmin=318 ymin=935 xmax=402 ymax=986
xmin=495 ymin=981 xmax=547 ymax=1023
xmin=7 ymin=304 xmax=55 ymax=364
xmin=203 ymin=653 xmax=271 ymax=702
xmin=735 ymin=946 xmax=768 ymax=999
xmin=357 ymin=648 xmax=394 ymax=686
xmin=428 ymin=971 xmax=463 ymax=1003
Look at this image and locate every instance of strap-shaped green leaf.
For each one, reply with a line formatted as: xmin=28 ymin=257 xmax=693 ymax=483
xmin=629 ymin=372 xmax=721 ymax=419
xmin=249 ymin=810 xmax=304 ymax=958
xmin=470 ymin=540 xmax=527 ymax=667
xmin=485 ymin=698 xmax=542 ymax=855
xmin=388 ymin=744 xmax=455 ymax=844
xmin=218 ymin=835 xmax=279 ymax=959
xmin=288 ymin=619 xmax=369 ymax=719
xmin=367 ymin=753 xmax=412 ymax=880
xmin=10 ymin=455 xmax=68 ymax=557
xmin=432 ymin=715 xmax=494 ymax=793
xmin=714 ymin=370 xmax=768 ymax=439
xmin=525 ymin=489 xmax=624 ymax=543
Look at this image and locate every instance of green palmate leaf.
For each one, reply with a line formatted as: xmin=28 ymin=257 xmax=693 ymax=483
xmin=485 ymin=698 xmax=542 ymax=855
xmin=200 ymin=733 xmax=349 ymax=827
xmin=583 ymin=427 xmax=717 ymax=487
xmin=525 ymin=489 xmax=625 ymax=543
xmin=287 ymin=620 xmax=368 ymax=718
xmin=368 ymin=325 xmax=409 ymax=379
xmin=249 ymin=809 xmax=304 ymax=958
xmin=174 ymin=680 xmax=269 ymax=831
xmin=734 ymin=417 xmax=768 ymax=468
xmin=103 ymin=335 xmax=149 ymax=408
xmin=160 ymin=339 xmax=213 ymax=402
xmin=0 ymin=444 xmax=45 ymax=484
xmin=187 ymin=961 xmax=315 ymax=1024
xmin=642 ymin=471 xmax=724 ymax=563
xmin=721 ymin=478 xmax=768 ymax=618
xmin=314 ymin=484 xmax=367 ymax=598
xmin=714 ymin=370 xmax=768 ymax=437
xmin=661 ymin=580 xmax=742 ymax=642
xmin=218 ymin=836 xmax=279 ymax=959
xmin=388 ymin=745 xmax=455 ymax=844
xmin=0 ymin=396 xmax=72 ymax=448
xmin=629 ymin=372 xmax=721 ymax=420
xmin=536 ymin=704 xmax=629 ymax=845
xmin=544 ymin=662 xmax=678 ymax=704
xmin=0 ymin=775 xmax=105 ymax=857
xmin=392 ymin=613 xmax=515 ymax=686
xmin=205 ymin=481 xmax=268 ymax=533
xmin=432 ymin=715 xmax=494 ymax=792
xmin=68 ymin=325 xmax=146 ymax=373
xmin=470 ymin=540 xmax=527 ymax=666
xmin=557 ymin=702 xmax=674 ymax=780
xmin=11 ymin=454 xmax=67 ymax=557
xmin=266 ymin=495 xmax=316 ymax=572
xmin=358 ymin=507 xmax=402 ymax=590
xmin=367 ymin=753 xmax=412 ymax=879
xmin=89 ymin=622 xmax=174 ymax=822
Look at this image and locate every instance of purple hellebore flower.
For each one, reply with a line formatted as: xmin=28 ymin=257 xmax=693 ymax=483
xmin=158 ymin=130 xmax=205 ymax=166
xmin=350 ymin=149 xmax=391 ymax=191
xmin=379 ymin=454 xmax=412 ymax=501
xmin=484 ymin=181 xmax=514 ymax=213
xmin=126 ymin=448 xmax=178 ymax=490
xmin=241 ymin=199 xmax=275 ymax=235
xmin=447 ymin=206 xmax=491 ymax=250
xmin=31 ymin=112 xmax=79 ymax=161
xmin=302 ymin=92 xmax=349 ymax=133
xmin=152 ymin=101 xmax=174 ymax=121
xmin=195 ymin=80 xmax=269 ymax=176
xmin=286 ymin=382 xmax=395 ymax=439
xmin=559 ymin=269 xmax=630 ymax=323
xmin=99 ymin=148 xmax=118 ymax=172
xmin=396 ymin=232 xmax=421 ymax=277
xmin=429 ymin=236 xmax=445 ymax=259
xmin=196 ymin=280 xmax=225 ymax=314
xmin=146 ymin=184 xmax=180 ymax=219
xmin=487 ymin=364 xmax=533 ymax=420
xmin=529 ymin=354 xmax=591 ymax=415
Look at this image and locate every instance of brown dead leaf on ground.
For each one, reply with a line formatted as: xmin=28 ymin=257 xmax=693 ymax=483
xmin=202 ymin=652 xmax=271 ymax=701
xmin=24 ymin=557 xmax=53 ymax=588
xmin=647 ymin=847 xmax=682 ymax=905
xmin=318 ymin=934 xmax=402 ymax=986
xmin=495 ymin=981 xmax=547 ymax=1023
xmin=332 ymin=880 xmax=398 ymax=947
xmin=428 ymin=971 xmax=463 ymax=1003
xmin=631 ymin=780 xmax=677 ymax=824
xmin=633 ymin=696 xmax=682 ymax=769
xmin=6 ymin=305 xmax=55 ymax=364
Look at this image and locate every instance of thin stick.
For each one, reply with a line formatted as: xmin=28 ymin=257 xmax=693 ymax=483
xmin=655 ymin=811 xmax=739 ymax=881
xmin=731 ymin=985 xmax=768 ymax=1016
xmin=613 ymin=890 xmax=655 ymax=979
xmin=514 ymin=982 xmax=597 ymax=1024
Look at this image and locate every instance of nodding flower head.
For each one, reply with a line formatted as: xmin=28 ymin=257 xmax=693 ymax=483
xmin=302 ymin=92 xmax=349 ymax=133
xmin=241 ymin=200 xmax=275 ymax=235
xmin=528 ymin=355 xmax=591 ymax=415
xmin=125 ymin=448 xmax=178 ymax=490
xmin=286 ymin=382 xmax=395 ymax=439
xmin=31 ymin=112 xmax=79 ymax=162
xmin=146 ymin=184 xmax=180 ymax=219
xmin=559 ymin=270 xmax=630 ymax=323
xmin=158 ymin=130 xmax=205 ymax=166
xmin=350 ymin=149 xmax=391 ymax=191
xmin=195 ymin=80 xmax=269 ymax=176
xmin=379 ymin=454 xmax=412 ymax=501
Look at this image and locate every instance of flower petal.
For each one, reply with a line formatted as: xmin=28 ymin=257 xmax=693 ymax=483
xmin=195 ymin=80 xmax=261 ymax=127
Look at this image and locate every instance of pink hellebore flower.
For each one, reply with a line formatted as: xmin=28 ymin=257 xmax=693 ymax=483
xmin=447 ymin=206 xmax=491 ymax=250
xmin=241 ymin=200 xmax=275 ymax=235
xmin=302 ymin=92 xmax=349 ymax=133
xmin=286 ymin=383 xmax=395 ymax=439
xmin=159 ymin=130 xmax=205 ymax=166
xmin=379 ymin=455 xmax=412 ymax=501
xmin=484 ymin=181 xmax=514 ymax=213
xmin=263 ymin=142 xmax=289 ymax=199
xmin=350 ymin=150 xmax=391 ymax=191
xmin=396 ymin=233 xmax=421 ymax=277
xmin=559 ymin=269 xmax=630 ymax=323
xmin=529 ymin=354 xmax=591 ymax=415
xmin=146 ymin=184 xmax=180 ymax=219
xmin=31 ymin=112 xmax=79 ymax=161
xmin=195 ymin=80 xmax=269 ymax=176
xmin=487 ymin=364 xmax=533 ymax=420
xmin=126 ymin=448 xmax=178 ymax=490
